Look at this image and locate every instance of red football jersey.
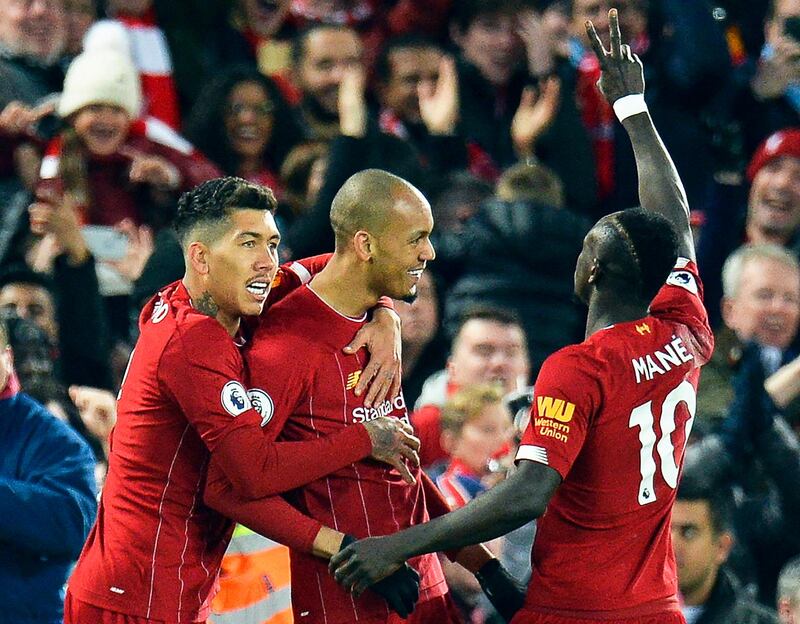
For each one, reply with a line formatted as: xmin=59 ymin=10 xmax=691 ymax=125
xmin=246 ymin=285 xmax=448 ymax=624
xmin=67 ymin=259 xmax=370 ymax=622
xmin=515 ymin=259 xmax=713 ymax=618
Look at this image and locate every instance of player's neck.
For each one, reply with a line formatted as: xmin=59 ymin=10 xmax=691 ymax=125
xmin=182 ymin=277 xmax=241 ymax=337
xmin=309 ymin=257 xmax=377 ymax=318
xmin=585 ymin=295 xmax=648 ymax=338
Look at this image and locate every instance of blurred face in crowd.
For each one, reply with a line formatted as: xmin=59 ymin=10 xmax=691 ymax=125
xmin=367 ymin=192 xmax=435 ymax=303
xmin=294 ymin=27 xmax=363 ymax=116
xmin=748 ymin=156 xmax=800 ymax=244
xmin=447 ymin=401 xmax=514 ymax=476
xmin=768 ymin=0 xmax=800 ymax=44
xmin=448 ymin=319 xmax=529 ymax=393
xmin=0 ymin=283 xmax=57 ymax=341
xmin=616 ymin=0 xmax=648 ymax=40
xmin=395 ymin=270 xmax=438 ymax=354
xmin=671 ymin=500 xmax=732 ymax=606
xmin=454 ymin=11 xmax=523 ymax=87
xmin=0 ymin=0 xmax=67 ymax=64
xmin=571 ymin=0 xmax=610 ymax=45
xmin=239 ymin=0 xmax=290 ymax=39
xmin=225 ymin=81 xmax=275 ymax=166
xmin=380 ymin=46 xmax=442 ymax=124
xmin=542 ymin=2 xmax=572 ymax=58
xmin=72 ymin=104 xmax=131 ymax=157
xmin=64 ymin=0 xmax=95 ymax=55
xmin=105 ymin=0 xmax=151 ymax=17
xmin=722 ymin=256 xmax=800 ymax=349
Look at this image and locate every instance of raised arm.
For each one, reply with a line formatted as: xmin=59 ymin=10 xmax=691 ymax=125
xmin=586 ymin=9 xmax=694 ymax=261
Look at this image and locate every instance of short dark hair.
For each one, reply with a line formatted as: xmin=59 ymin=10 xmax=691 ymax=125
xmin=450 ymin=0 xmax=523 ymax=33
xmin=0 ymin=264 xmax=53 ymax=293
xmin=375 ymin=34 xmax=443 ymax=82
xmin=455 ymin=305 xmax=524 ymax=335
xmin=603 ymin=208 xmax=680 ymax=304
xmin=174 ymin=177 xmax=277 ymax=246
xmin=677 ymin=472 xmax=733 ymax=536
xmin=291 ymin=23 xmax=358 ymax=68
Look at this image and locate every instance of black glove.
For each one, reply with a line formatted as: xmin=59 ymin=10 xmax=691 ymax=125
xmin=475 ymin=558 xmax=526 ymax=623
xmin=339 ymin=535 xmax=420 ymax=619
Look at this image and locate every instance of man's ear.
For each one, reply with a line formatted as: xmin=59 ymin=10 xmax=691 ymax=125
xmin=188 ymin=241 xmax=210 ymax=276
xmin=720 ymin=296 xmax=736 ymax=331
xmin=353 ymin=230 xmax=374 ymax=261
xmin=587 ymin=258 xmax=601 ymax=284
xmin=715 ymin=531 xmax=734 ymax=566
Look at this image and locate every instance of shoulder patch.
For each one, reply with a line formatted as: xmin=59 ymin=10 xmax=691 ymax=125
xmin=666 ymin=269 xmax=698 ymax=295
xmin=221 ymin=381 xmax=252 ymax=416
xmin=151 ymin=299 xmax=169 ymax=323
xmin=247 ymin=388 xmax=274 ymax=427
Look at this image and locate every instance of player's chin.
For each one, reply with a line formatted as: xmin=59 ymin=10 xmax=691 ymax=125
xmin=240 ymin=293 xmax=268 ymax=316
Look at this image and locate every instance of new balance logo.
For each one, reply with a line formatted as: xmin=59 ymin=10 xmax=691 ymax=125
xmin=346 ymin=370 xmax=362 ymax=390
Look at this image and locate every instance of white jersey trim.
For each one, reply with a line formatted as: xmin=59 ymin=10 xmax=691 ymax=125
xmin=516 ymin=444 xmax=549 ymax=465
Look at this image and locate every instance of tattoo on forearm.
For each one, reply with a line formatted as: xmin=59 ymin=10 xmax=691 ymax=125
xmin=194 ymin=291 xmax=219 ymax=319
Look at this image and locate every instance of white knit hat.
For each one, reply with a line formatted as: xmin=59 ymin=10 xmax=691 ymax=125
xmin=58 ymin=48 xmax=142 ymax=118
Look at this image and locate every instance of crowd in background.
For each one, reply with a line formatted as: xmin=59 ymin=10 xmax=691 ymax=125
xmin=2 ymin=0 xmax=800 ymax=622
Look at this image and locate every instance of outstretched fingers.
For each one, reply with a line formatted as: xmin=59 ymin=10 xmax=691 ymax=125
xmin=609 ymin=8 xmax=622 ymax=59
xmin=585 ymin=20 xmax=608 ymax=64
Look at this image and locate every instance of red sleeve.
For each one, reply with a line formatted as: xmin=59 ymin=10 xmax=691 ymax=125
xmin=203 ymin=461 xmax=321 ymax=553
xmin=410 ymin=405 xmax=449 ymax=468
xmin=159 ymin=317 xmax=372 ymax=499
xmin=515 ymin=347 xmax=602 ymax=480
xmin=265 ymin=254 xmax=332 ymax=308
xmin=649 ymin=258 xmax=714 ymax=363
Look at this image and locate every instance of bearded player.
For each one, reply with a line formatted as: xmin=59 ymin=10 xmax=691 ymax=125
xmin=64 ymin=177 xmax=420 ymax=623
xmin=330 ymin=10 xmax=715 ymax=624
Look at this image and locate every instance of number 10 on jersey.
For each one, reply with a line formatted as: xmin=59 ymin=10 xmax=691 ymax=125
xmin=628 ymin=380 xmax=697 ymax=506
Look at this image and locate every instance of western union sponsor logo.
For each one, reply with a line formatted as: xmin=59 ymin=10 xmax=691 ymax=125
xmin=536 ymin=396 xmax=575 ymax=423
xmin=346 ymin=370 xmax=362 ymax=390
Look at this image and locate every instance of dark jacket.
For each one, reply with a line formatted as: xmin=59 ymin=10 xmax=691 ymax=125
xmin=686 ymin=344 xmax=800 ymax=603
xmin=694 ymin=567 xmax=780 ymax=624
xmin=443 ymin=198 xmax=590 ymax=376
xmin=0 ymin=391 xmax=97 ymax=624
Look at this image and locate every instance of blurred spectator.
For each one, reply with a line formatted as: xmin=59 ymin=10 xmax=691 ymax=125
xmin=778 ymin=556 xmax=800 ymax=623
xmin=373 ymin=36 xmax=468 ymax=177
xmin=288 ymin=23 xmax=364 ymax=140
xmin=672 ymin=472 xmax=780 ymax=623
xmin=394 ymin=269 xmax=446 ymax=407
xmin=92 ymin=0 xmax=181 ymax=128
xmin=431 ymin=383 xmax=515 ymax=624
xmin=0 ymin=261 xmax=112 ymax=388
xmin=450 ymin=0 xmax=597 ymax=214
xmin=29 ymin=46 xmax=219 ymax=340
xmin=186 ymin=65 xmax=302 ymax=197
xmin=64 ymin=0 xmax=97 ymax=57
xmin=0 ymin=0 xmax=67 ymax=108
xmin=0 ymin=0 xmax=67 ymax=206
xmin=697 ymin=244 xmax=800 ymax=424
xmin=443 ymin=161 xmax=590 ymax=377
xmin=412 ymin=306 xmax=529 ymax=468
xmin=686 ymin=340 xmax=800 ymax=606
xmin=698 ymin=128 xmax=800 ymax=326
xmin=748 ymin=0 xmax=800 ymax=147
xmin=0 ymin=316 xmax=97 ymax=624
